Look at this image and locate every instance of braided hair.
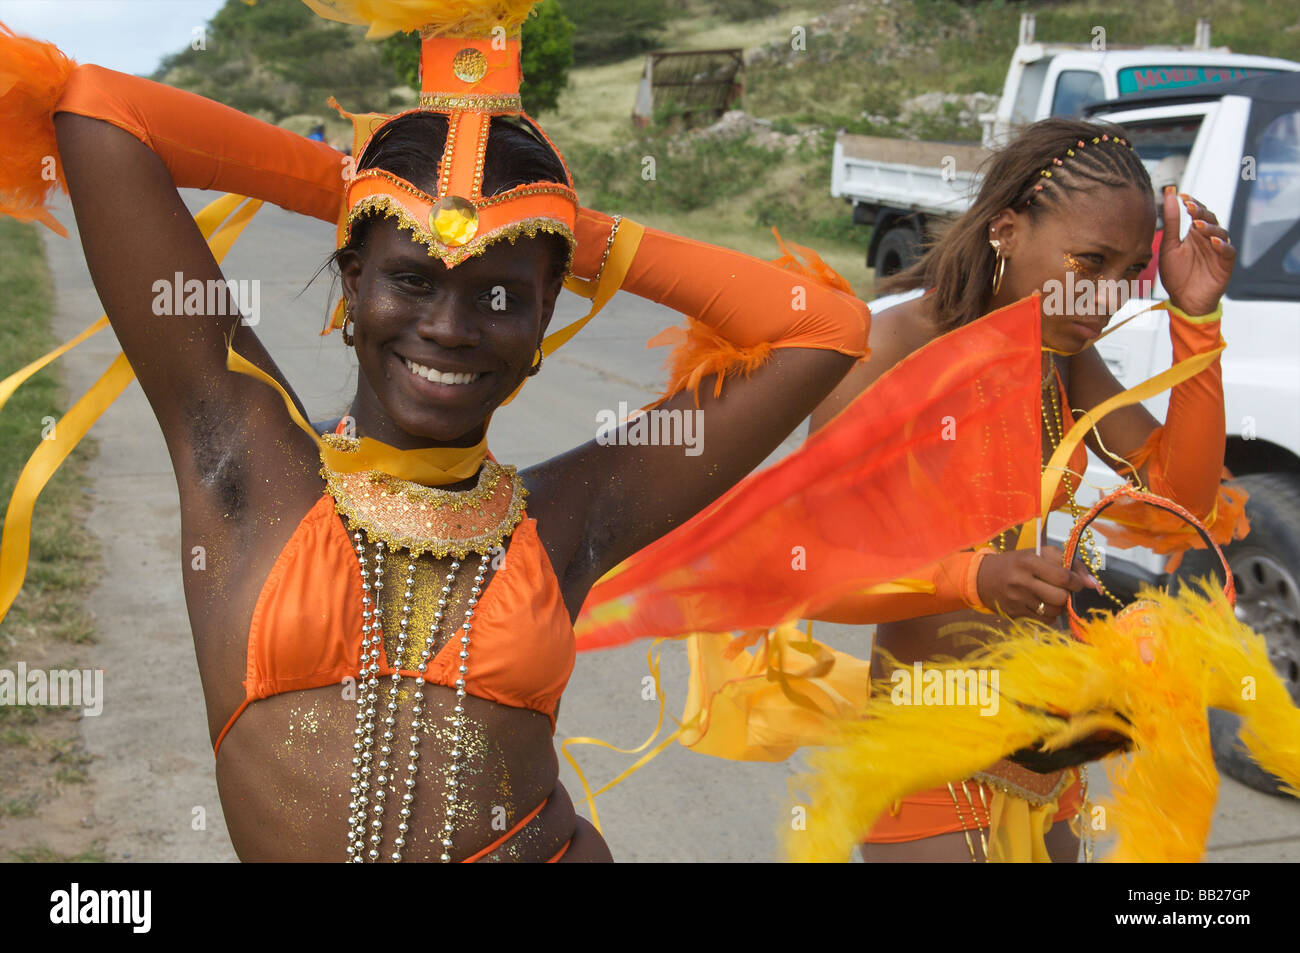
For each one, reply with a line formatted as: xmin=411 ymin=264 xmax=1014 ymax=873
xmin=878 ymin=118 xmax=1154 ymax=333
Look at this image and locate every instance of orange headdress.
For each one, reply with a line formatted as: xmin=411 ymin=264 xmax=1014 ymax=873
xmin=303 ymin=0 xmax=579 ymax=333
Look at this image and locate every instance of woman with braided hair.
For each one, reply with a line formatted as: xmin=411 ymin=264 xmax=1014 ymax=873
xmin=806 ymin=117 xmax=1245 ymax=862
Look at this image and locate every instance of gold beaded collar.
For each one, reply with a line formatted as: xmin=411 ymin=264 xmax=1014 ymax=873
xmin=321 ymin=434 xmax=527 ymax=558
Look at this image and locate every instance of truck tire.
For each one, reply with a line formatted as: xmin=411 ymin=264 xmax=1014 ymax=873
xmin=874 ymin=225 xmax=920 ymax=278
xmin=1175 ymin=472 xmax=1300 ymax=796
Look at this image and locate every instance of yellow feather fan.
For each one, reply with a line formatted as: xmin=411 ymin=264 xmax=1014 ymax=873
xmin=300 ymin=0 xmax=542 ymax=38
xmin=785 ymin=579 xmax=1300 ymax=862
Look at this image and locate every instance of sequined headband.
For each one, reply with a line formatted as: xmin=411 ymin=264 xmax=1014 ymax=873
xmin=1020 ymin=132 xmax=1135 ymax=206
xmin=324 ymin=19 xmax=579 ymax=332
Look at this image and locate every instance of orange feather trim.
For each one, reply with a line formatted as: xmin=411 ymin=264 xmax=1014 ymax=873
xmin=1097 ymin=481 xmax=1250 ymax=571
xmin=648 ymin=320 xmax=772 ymax=407
xmin=0 ymin=23 xmax=76 ymax=237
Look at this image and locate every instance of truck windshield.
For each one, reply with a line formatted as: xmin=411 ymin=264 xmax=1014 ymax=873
xmin=1052 ymin=70 xmax=1104 ymax=117
xmin=1118 ymin=65 xmax=1286 ymax=94
xmin=1239 ymin=110 xmax=1300 ymax=275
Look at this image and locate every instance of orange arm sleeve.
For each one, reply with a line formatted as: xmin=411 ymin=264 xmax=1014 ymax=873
xmin=1096 ymin=302 xmax=1249 ymax=568
xmin=41 ymin=65 xmax=871 ymax=369
xmin=52 ymin=64 xmax=345 ymax=224
xmin=1121 ymin=305 xmax=1226 ymax=519
xmin=4 ymin=28 xmax=866 ymax=371
xmin=809 ymin=549 xmax=992 ymax=625
xmin=571 ymin=208 xmax=870 ymax=401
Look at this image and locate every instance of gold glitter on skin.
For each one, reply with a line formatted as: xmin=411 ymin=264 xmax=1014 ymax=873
xmin=1062 ymin=252 xmax=1098 ymax=277
xmin=376 ymin=548 xmax=492 ymax=702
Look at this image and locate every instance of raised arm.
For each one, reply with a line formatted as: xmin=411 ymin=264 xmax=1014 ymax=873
xmin=1067 ymin=188 xmax=1235 ymax=520
xmin=48 ymin=66 xmax=328 ymax=519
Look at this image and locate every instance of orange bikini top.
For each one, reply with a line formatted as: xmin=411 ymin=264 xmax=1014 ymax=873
xmin=213 ymin=494 xmax=576 ymax=756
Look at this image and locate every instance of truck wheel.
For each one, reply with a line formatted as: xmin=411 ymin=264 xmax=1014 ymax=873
xmin=1176 ymin=472 xmax=1300 ymax=796
xmin=874 ymin=226 xmax=920 ymax=278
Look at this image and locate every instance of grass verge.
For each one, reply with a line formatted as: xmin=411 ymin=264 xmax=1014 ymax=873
xmin=0 ymin=217 xmax=105 ymax=862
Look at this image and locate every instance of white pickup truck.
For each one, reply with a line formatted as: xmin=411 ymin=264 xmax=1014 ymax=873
xmin=866 ymin=70 xmax=1300 ymax=794
xmin=830 ymin=14 xmax=1299 ymax=276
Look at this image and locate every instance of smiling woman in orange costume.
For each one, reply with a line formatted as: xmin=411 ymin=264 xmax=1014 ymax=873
xmin=805 ymin=117 xmax=1247 ymax=862
xmin=0 ymin=0 xmax=881 ymax=862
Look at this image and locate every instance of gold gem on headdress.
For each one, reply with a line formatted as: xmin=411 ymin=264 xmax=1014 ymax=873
xmin=430 ymin=195 xmax=479 ymax=246
xmin=452 ymin=47 xmax=489 ymax=83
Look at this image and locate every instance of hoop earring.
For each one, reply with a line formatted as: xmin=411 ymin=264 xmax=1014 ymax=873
xmin=989 ymin=241 xmax=1006 ymax=296
xmin=527 ymin=346 xmax=543 ymax=377
xmin=341 ymin=305 xmax=354 ymax=347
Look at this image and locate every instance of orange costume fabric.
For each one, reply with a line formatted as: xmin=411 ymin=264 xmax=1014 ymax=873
xmin=864 ymin=770 xmax=1084 ymax=847
xmin=574 ymin=295 xmax=1045 ymax=650
xmin=809 ymin=368 xmax=1090 ymax=625
xmin=213 ymin=495 xmax=576 ymax=757
xmin=212 ymin=492 xmax=576 ymax=863
xmin=1095 ymin=311 xmax=1249 ymax=568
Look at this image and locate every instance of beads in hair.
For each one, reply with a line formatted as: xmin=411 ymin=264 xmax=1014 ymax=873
xmin=1030 ymin=131 xmax=1136 ymax=197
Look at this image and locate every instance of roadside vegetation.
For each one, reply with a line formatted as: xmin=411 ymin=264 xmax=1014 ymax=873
xmin=0 ymin=219 xmax=105 ymax=861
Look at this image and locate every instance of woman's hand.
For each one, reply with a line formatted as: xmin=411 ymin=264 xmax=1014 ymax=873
xmin=975 ymin=547 xmax=1097 ymax=619
xmin=1158 ymin=188 xmax=1236 ymax=317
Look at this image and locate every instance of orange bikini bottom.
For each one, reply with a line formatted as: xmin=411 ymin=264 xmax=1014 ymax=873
xmin=864 ymin=773 xmax=1083 ymax=844
xmin=462 ymin=796 xmax=571 ymax=863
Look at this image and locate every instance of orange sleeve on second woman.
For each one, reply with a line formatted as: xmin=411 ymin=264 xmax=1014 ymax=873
xmin=1122 ymin=313 xmax=1226 ymax=520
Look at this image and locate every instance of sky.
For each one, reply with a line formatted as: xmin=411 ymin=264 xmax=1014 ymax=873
xmin=0 ymin=1 xmax=229 ymax=76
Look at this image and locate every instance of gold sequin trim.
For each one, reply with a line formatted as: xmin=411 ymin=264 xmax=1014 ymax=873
xmin=418 ymin=24 xmax=523 ymax=40
xmin=419 ymin=93 xmax=523 ymax=113
xmin=350 ymin=169 xmax=438 ymax=203
xmin=346 ymin=195 xmax=576 ymax=269
xmin=320 ymin=441 xmax=527 ymax=558
xmin=476 ymin=184 xmax=577 ymax=207
xmin=970 ymin=759 xmax=1071 ymax=807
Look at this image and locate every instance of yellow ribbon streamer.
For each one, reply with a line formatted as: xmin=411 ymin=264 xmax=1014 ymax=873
xmin=0 ymin=193 xmax=261 ymax=625
xmin=1016 ymin=340 xmax=1226 ymax=550
xmin=0 ymin=316 xmax=109 ymax=418
xmin=499 ymin=219 xmax=646 ymax=407
xmin=0 ymin=353 xmax=134 ymax=621
xmin=0 ymin=193 xmax=249 ymax=420
xmin=560 ymin=638 xmax=702 ymax=835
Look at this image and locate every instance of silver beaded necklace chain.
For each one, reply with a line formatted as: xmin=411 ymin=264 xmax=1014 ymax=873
xmin=346 ymin=529 xmax=492 ymax=862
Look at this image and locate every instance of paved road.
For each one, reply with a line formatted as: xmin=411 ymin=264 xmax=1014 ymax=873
xmin=39 ymin=192 xmax=1300 ymax=862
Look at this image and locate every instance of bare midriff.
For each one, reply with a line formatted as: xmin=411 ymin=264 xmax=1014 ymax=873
xmin=213 ymin=683 xmax=610 ymax=862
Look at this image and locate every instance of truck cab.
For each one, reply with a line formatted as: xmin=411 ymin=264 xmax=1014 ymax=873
xmin=981 ymin=13 xmax=1298 ymax=148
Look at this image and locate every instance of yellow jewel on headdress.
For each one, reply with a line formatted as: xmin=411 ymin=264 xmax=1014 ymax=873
xmin=431 ymin=195 xmax=478 ymax=245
